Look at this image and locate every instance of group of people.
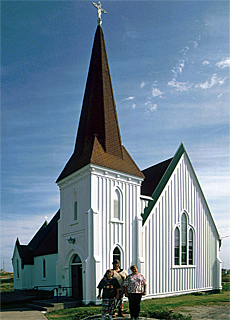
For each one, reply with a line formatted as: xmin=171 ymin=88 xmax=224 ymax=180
xmin=97 ymin=260 xmax=147 ymax=320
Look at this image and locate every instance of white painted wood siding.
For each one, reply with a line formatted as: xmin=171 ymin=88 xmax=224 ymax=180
xmin=142 ymin=153 xmax=221 ymax=298
xmin=90 ymin=166 xmax=143 ymax=286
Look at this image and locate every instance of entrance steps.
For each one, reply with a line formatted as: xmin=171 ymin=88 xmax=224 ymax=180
xmin=27 ymin=298 xmax=81 ymax=312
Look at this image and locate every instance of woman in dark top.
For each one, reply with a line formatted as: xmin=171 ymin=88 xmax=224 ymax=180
xmin=97 ymin=269 xmax=120 ymax=320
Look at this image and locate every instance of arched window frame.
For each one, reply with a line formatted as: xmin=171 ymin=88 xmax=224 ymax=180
xmin=113 ymin=247 xmax=121 ymax=263
xmin=71 ymin=254 xmax=82 ymax=265
xmin=111 ymin=245 xmax=124 ymax=267
xmin=189 ymin=228 xmax=194 ymax=265
xmin=174 ymin=226 xmax=180 ymax=265
xmin=173 ymin=211 xmax=195 ymax=267
xmin=16 ymin=259 xmax=20 ymax=279
xmin=181 ymin=213 xmax=187 ymax=265
xmin=73 ymin=190 xmax=78 ymax=222
xmin=112 ymin=187 xmax=123 ymax=222
xmin=43 ymin=258 xmax=46 ymax=279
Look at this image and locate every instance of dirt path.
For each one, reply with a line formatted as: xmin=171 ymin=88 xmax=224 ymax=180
xmin=175 ymin=303 xmax=230 ymax=319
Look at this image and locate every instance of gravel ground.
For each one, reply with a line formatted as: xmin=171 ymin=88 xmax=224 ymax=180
xmin=175 ymin=304 xmax=230 ymax=319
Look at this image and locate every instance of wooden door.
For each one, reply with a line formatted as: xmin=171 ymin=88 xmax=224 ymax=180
xmin=71 ymin=264 xmax=83 ymax=299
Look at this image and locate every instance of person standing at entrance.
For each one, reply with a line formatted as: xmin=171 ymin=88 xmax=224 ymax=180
xmin=112 ymin=260 xmax=128 ymax=317
xmin=97 ymin=269 xmax=120 ymax=320
xmin=123 ymin=265 xmax=147 ymax=320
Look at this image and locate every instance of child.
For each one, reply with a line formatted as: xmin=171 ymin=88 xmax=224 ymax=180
xmin=97 ymin=269 xmax=120 ymax=320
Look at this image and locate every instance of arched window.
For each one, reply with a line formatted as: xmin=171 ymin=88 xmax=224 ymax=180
xmin=181 ymin=213 xmax=187 ymax=265
xmin=16 ymin=259 xmax=19 ymax=278
xmin=189 ymin=229 xmax=194 ymax=265
xmin=43 ymin=259 xmax=46 ymax=279
xmin=174 ymin=227 xmax=180 ymax=265
xmin=73 ymin=191 xmax=78 ymax=221
xmin=113 ymin=247 xmax=121 ymax=263
xmin=113 ymin=189 xmax=120 ymax=220
xmin=72 ymin=254 xmax=81 ymax=264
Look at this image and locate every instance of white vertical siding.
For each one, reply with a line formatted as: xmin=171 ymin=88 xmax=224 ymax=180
xmin=142 ymin=153 xmax=221 ymax=298
xmin=90 ymin=167 xmax=143 ymax=288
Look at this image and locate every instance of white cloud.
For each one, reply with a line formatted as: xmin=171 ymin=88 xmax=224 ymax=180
xmin=152 ymin=88 xmax=164 ymax=98
xmin=145 ymin=101 xmax=157 ymax=112
xmin=216 ymin=57 xmax=230 ymax=69
xmin=172 ymin=59 xmax=185 ymax=78
xmin=195 ymin=73 xmax=226 ymax=90
xmin=125 ymin=96 xmax=135 ymax=101
xmin=140 ymin=81 xmax=146 ymax=89
xmin=132 ymin=104 xmax=136 ymax=109
xmin=179 ymin=46 xmax=189 ymax=56
xmin=168 ymin=79 xmax=192 ymax=92
xmin=193 ymin=41 xmax=198 ymax=48
xmin=150 ymin=104 xmax=157 ymax=111
xmin=203 ymin=60 xmax=210 ymax=65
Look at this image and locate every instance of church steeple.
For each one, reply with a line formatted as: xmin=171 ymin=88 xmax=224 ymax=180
xmin=57 ymin=26 xmax=144 ymax=183
xmin=74 ymin=26 xmax=123 ymax=160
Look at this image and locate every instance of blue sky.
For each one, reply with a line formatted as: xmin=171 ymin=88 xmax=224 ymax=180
xmin=1 ymin=1 xmax=229 ymax=272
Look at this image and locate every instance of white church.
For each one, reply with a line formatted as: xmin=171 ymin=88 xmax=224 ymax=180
xmin=12 ymin=17 xmax=222 ymax=304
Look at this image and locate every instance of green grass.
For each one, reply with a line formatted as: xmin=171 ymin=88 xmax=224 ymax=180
xmin=1 ymin=273 xmax=229 ymax=319
xmin=45 ymin=291 xmax=230 ymax=320
xmin=0 ymin=272 xmax=14 ymax=293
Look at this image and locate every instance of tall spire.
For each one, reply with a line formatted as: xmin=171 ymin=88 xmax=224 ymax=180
xmin=56 ymin=26 xmax=144 ymax=183
xmin=74 ymin=26 xmax=123 ymax=159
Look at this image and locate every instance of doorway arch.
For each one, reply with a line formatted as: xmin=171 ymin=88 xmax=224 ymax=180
xmin=71 ymin=254 xmax=83 ymax=300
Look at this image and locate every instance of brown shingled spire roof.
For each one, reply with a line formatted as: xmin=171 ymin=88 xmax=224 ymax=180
xmin=57 ymin=26 xmax=144 ymax=183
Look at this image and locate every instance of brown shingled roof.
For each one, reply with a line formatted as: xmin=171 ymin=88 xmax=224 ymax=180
xmin=57 ymin=26 xmax=144 ymax=182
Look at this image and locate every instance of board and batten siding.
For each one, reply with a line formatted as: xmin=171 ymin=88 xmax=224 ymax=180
xmin=56 ymin=166 xmax=91 ymax=294
xmin=91 ymin=165 xmax=143 ymax=281
xmin=142 ymin=152 xmax=221 ymax=298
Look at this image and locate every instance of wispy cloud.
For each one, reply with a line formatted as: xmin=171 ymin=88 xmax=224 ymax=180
xmin=152 ymin=88 xmax=164 ymax=98
xmin=145 ymin=101 xmax=157 ymax=113
xmin=171 ymin=59 xmax=185 ymax=78
xmin=168 ymin=79 xmax=192 ymax=92
xmin=203 ymin=60 xmax=210 ymax=66
xmin=195 ymin=73 xmax=226 ymax=90
xmin=216 ymin=57 xmax=230 ymax=69
xmin=171 ymin=36 xmax=201 ymax=79
xmin=140 ymin=81 xmax=146 ymax=89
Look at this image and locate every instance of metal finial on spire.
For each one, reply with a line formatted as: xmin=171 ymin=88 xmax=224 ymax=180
xmin=92 ymin=1 xmax=107 ymax=26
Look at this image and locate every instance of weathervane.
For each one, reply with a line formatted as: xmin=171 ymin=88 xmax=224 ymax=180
xmin=92 ymin=1 xmax=107 ymax=26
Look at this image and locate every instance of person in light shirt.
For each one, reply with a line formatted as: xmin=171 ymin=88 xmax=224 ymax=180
xmin=111 ymin=260 xmax=127 ymax=317
xmin=123 ymin=265 xmax=147 ymax=320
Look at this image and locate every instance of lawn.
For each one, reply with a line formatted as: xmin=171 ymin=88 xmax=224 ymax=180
xmin=1 ymin=272 xmax=229 ymax=319
xmin=0 ymin=272 xmax=14 ymax=293
xmin=45 ymin=291 xmax=230 ymax=320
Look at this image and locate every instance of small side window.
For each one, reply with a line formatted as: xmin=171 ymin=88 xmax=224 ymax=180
xmin=181 ymin=213 xmax=187 ymax=265
xmin=113 ymin=247 xmax=121 ymax=263
xmin=113 ymin=190 xmax=120 ymax=219
xmin=16 ymin=259 xmax=20 ymax=278
xmin=174 ymin=227 xmax=180 ymax=265
xmin=43 ymin=259 xmax=46 ymax=279
xmin=74 ymin=201 xmax=78 ymax=221
xmin=189 ymin=229 xmax=194 ymax=265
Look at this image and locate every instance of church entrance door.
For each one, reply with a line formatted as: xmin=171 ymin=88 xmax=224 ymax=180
xmin=71 ymin=254 xmax=83 ymax=300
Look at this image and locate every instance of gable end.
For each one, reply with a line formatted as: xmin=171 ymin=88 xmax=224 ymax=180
xmin=142 ymin=143 xmax=185 ymax=224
